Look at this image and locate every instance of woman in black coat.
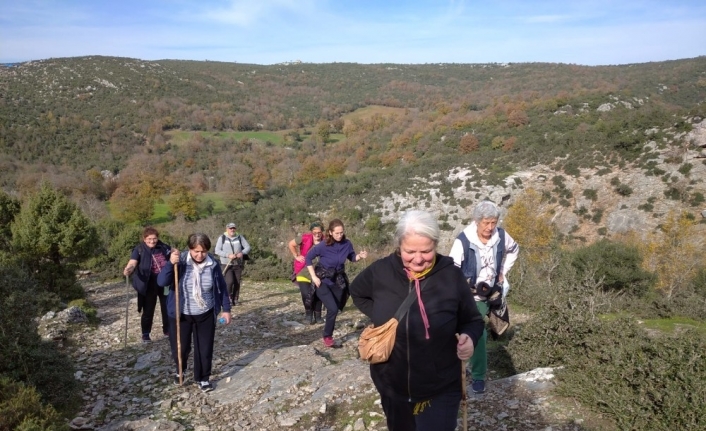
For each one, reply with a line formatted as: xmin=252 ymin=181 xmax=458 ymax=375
xmin=350 ymin=210 xmax=484 ymax=431
xmin=123 ymin=226 xmax=171 ymax=342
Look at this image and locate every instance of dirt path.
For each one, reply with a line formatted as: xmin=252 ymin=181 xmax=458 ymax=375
xmin=65 ymin=278 xmax=605 ymax=431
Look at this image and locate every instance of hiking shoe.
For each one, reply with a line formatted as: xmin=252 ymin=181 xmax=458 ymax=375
xmin=199 ymin=381 xmax=214 ymax=393
xmin=323 ymin=336 xmax=335 ymax=348
xmin=141 ymin=333 xmax=151 ymax=343
xmin=173 ymin=373 xmax=182 ymax=385
xmin=471 ymin=379 xmax=486 ymax=394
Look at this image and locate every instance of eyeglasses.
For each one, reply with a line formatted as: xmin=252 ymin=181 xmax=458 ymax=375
xmin=228 ymin=227 xmax=237 ymax=229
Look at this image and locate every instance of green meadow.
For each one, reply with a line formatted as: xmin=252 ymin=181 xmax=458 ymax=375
xmin=109 ymin=192 xmax=230 ymax=225
xmin=166 ymin=130 xmax=285 ymax=145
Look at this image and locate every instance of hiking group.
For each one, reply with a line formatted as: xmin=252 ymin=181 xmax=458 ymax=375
xmin=123 ymin=200 xmax=518 ymax=429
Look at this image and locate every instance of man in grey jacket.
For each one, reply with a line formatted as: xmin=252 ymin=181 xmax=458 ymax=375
xmin=214 ymin=222 xmax=251 ymax=305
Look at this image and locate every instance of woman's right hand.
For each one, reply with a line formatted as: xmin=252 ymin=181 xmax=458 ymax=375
xmin=311 ymin=275 xmax=321 ymax=288
xmin=169 ymin=249 xmax=180 ymax=264
xmin=294 ymin=255 xmax=305 ymax=263
xmin=123 ymin=265 xmax=134 ymax=276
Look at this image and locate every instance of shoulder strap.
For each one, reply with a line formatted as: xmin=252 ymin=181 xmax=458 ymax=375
xmin=222 ymin=234 xmax=236 ymax=254
xmin=493 ymin=228 xmax=506 ymax=284
xmin=457 ymin=232 xmax=473 ymax=279
xmin=393 ymin=279 xmax=427 ymax=321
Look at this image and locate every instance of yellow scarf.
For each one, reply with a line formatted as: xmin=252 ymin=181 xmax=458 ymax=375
xmin=406 ymin=256 xmax=436 ymax=280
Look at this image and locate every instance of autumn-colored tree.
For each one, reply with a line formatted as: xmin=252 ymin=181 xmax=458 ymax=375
xmin=502 ymin=136 xmax=517 ymax=152
xmin=508 ymin=109 xmax=529 ymax=127
xmin=633 ymin=210 xmax=705 ymax=299
xmin=503 ymin=188 xmax=556 ymax=265
xmin=219 ymin=163 xmax=258 ymax=204
xmin=331 ymin=118 xmax=345 ymax=133
xmin=167 ymin=184 xmax=198 ymax=221
xmin=251 ymin=166 xmax=271 ymax=190
xmin=459 ymin=133 xmax=479 ymax=154
xmin=111 ymin=179 xmax=160 ymax=224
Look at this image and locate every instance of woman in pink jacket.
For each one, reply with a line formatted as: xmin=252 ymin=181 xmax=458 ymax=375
xmin=288 ymin=222 xmax=325 ymax=324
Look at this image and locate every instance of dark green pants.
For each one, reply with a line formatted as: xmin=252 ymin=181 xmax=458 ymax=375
xmin=469 ymin=300 xmax=488 ymax=381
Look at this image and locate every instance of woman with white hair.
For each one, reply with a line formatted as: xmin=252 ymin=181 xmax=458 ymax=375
xmin=448 ymin=200 xmax=519 ymax=395
xmin=350 ymin=210 xmax=484 ymax=431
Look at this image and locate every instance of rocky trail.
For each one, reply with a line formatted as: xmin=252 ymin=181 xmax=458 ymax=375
xmin=59 ymin=277 xmax=599 ymax=431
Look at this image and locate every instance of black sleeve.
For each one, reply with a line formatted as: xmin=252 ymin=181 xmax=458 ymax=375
xmin=349 ymin=264 xmax=375 ymax=318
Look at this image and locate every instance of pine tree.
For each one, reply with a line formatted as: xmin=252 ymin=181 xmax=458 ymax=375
xmin=11 ymin=183 xmax=97 ymax=298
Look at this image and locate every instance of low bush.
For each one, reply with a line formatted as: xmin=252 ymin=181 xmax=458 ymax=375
xmin=0 ymin=262 xmax=81 ymax=418
xmin=508 ymin=304 xmax=706 ymax=430
xmin=569 ymin=239 xmax=655 ymax=296
xmin=0 ymin=377 xmax=68 ymax=431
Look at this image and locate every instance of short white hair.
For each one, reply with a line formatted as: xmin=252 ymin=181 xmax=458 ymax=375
xmin=394 ymin=210 xmax=440 ymax=247
xmin=473 ymin=200 xmax=500 ymax=222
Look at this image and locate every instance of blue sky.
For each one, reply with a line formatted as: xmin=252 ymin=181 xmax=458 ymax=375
xmin=1 ymin=0 xmax=704 ymax=65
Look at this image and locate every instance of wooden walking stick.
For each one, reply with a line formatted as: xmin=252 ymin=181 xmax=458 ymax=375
xmin=456 ymin=333 xmax=468 ymax=431
xmin=124 ymin=275 xmax=130 ymax=349
xmin=174 ymin=262 xmax=183 ymax=386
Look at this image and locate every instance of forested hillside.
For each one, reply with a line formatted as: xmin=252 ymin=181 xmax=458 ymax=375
xmin=2 ymin=56 xmax=705 ymax=191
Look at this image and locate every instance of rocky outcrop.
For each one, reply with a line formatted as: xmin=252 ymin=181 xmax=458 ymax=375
xmin=379 ymin=118 xmax=706 ymax=250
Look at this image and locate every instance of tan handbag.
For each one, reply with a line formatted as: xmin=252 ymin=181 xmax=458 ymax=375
xmin=358 ymin=286 xmax=421 ymax=364
xmin=358 ymin=318 xmax=399 ymax=364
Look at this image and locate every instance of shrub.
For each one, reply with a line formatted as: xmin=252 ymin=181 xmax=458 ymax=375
xmin=638 ymin=202 xmax=654 ymax=212
xmin=690 ymin=191 xmax=705 ymax=206
xmin=678 ymin=163 xmax=693 ymax=176
xmin=0 ymin=377 xmax=68 ymax=431
xmin=0 ymin=262 xmax=81 ymax=417
xmin=591 ymin=208 xmax=604 ymax=223
xmin=582 ymin=188 xmax=598 ymax=201
xmin=615 ymin=183 xmax=633 ymax=196
xmin=569 ymin=239 xmax=655 ymax=296
xmin=693 ymin=267 xmax=706 ymax=297
xmin=508 ymin=307 xmax=706 ymax=430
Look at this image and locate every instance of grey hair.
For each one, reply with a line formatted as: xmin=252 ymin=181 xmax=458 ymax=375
xmin=473 ymin=200 xmax=500 ymax=222
xmin=394 ymin=210 xmax=440 ymax=247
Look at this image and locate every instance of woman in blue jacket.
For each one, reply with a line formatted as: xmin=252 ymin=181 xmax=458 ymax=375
xmin=306 ymin=219 xmax=367 ymax=348
xmin=158 ymin=233 xmax=231 ymax=393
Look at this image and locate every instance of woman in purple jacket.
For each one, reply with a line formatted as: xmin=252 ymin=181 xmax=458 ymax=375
xmin=306 ymin=219 xmax=367 ymax=347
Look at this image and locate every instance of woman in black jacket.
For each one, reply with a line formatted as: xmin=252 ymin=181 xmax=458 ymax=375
xmin=123 ymin=226 xmax=171 ymax=342
xmin=350 ymin=210 xmax=484 ymax=431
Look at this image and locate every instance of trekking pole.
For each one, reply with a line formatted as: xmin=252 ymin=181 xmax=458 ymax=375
xmin=124 ymin=275 xmax=130 ymax=349
xmin=223 ymin=257 xmax=235 ymax=272
xmin=456 ymin=333 xmax=468 ymax=431
xmin=174 ymin=263 xmax=183 ymax=386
